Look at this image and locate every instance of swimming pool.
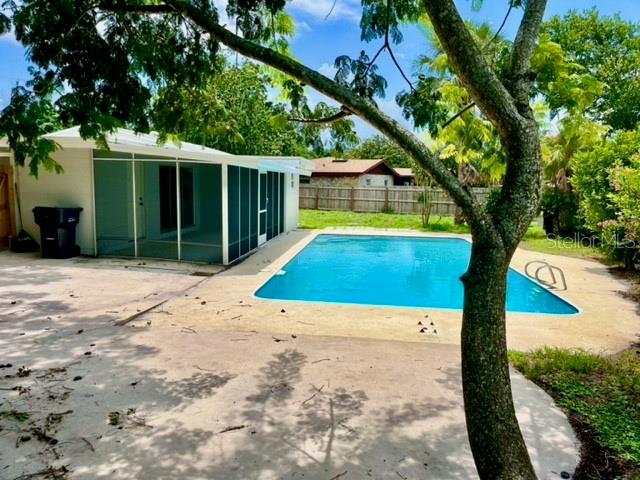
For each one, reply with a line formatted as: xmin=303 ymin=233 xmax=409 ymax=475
xmin=255 ymin=234 xmax=578 ymax=315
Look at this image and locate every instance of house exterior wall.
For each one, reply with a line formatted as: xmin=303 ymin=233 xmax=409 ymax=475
xmin=356 ymin=174 xmax=395 ymax=187
xmin=14 ymin=146 xmax=304 ymax=263
xmin=309 ymin=175 xmax=358 ymax=187
xmin=285 ymin=172 xmax=300 ymax=231
xmin=309 ymin=174 xmax=394 ymax=187
xmin=15 ymin=148 xmax=96 ymax=255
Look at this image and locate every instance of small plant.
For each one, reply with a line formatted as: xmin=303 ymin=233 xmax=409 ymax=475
xmin=107 ymin=411 xmax=122 ymax=426
xmin=0 ymin=410 xmax=30 ymax=422
xmin=380 ymin=205 xmax=395 ymax=214
xmin=16 ymin=366 xmax=32 ymax=377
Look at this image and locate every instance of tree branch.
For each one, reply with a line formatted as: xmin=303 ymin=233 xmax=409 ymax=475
xmin=422 ymin=0 xmax=522 ymax=138
xmin=289 ymin=107 xmax=352 ymax=125
xmin=363 ymin=0 xmax=415 ymax=92
xmin=387 ymin=43 xmax=414 ymax=92
xmin=507 ymin=0 xmax=548 ymax=108
xmin=324 ymin=0 xmax=338 ymax=21
xmin=385 ymin=0 xmax=414 ymax=92
xmin=155 ymin=0 xmax=493 ymax=236
xmin=485 ymin=1 xmax=513 ymax=49
xmin=441 ymin=102 xmax=475 ymax=129
xmin=97 ymin=2 xmax=175 ymax=14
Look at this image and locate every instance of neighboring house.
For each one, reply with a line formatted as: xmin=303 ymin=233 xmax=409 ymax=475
xmin=0 ymin=127 xmax=313 ymax=265
xmin=392 ymin=167 xmax=416 ymax=186
xmin=308 ymin=158 xmax=415 ymax=187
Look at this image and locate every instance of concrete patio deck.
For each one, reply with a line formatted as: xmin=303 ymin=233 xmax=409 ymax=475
xmin=143 ymin=228 xmax=639 ymax=353
xmin=3 ymin=226 xmax=637 ymax=479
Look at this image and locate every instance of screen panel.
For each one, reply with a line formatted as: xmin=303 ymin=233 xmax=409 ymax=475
xmin=228 ymin=165 xmax=240 ymax=262
xmin=180 ymin=163 xmax=222 ymax=263
xmin=266 ymin=171 xmax=275 ymax=240
xmin=94 ymin=160 xmax=134 ymax=256
xmin=240 ymin=167 xmax=251 ymax=256
xmin=250 ymin=169 xmax=258 ymax=250
xmin=279 ymin=173 xmax=285 ymax=234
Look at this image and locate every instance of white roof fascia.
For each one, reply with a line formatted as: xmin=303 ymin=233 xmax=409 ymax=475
xmin=12 ymin=127 xmax=313 ymax=175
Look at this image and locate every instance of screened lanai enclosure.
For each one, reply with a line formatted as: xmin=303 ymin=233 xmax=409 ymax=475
xmin=94 ymin=153 xmax=287 ymax=263
xmin=5 ymin=127 xmax=312 ymax=265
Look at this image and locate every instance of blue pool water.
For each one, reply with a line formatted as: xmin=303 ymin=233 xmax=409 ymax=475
xmin=255 ymin=234 xmax=578 ymax=315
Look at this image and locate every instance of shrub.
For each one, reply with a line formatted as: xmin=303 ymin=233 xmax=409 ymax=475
xmin=540 ymin=187 xmax=584 ymax=237
xmin=573 ymin=128 xmax=640 ymax=269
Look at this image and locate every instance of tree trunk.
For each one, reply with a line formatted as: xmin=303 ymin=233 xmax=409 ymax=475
xmin=461 ymin=240 xmax=537 ymax=479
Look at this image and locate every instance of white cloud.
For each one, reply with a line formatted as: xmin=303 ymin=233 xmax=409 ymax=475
xmin=288 ymin=0 xmax=361 ymax=23
xmin=318 ymin=62 xmax=337 ymax=79
xmin=0 ymin=29 xmax=20 ymax=47
xmin=295 ymin=20 xmax=311 ymax=35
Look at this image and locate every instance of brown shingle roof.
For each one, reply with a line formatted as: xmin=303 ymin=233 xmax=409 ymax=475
xmin=312 ymin=158 xmax=385 ymax=174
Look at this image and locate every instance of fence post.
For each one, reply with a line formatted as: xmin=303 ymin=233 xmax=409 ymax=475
xmin=384 ymin=187 xmax=389 ymax=212
xmin=315 ymin=187 xmax=319 ymax=210
xmin=350 ymin=187 xmax=355 ymax=212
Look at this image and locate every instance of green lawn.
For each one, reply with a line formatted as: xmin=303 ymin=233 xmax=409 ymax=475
xmin=299 ymin=209 xmax=470 ymax=234
xmin=520 ymin=225 xmax=604 ymax=260
xmin=299 ymin=209 xmax=602 ymax=258
xmin=510 ymin=348 xmax=640 ymax=478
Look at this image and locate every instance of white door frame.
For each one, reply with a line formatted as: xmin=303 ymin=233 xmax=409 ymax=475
xmin=258 ymin=170 xmax=267 ymax=246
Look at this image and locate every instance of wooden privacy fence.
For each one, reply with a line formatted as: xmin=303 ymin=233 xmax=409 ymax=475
xmin=300 ymin=185 xmax=492 ymax=216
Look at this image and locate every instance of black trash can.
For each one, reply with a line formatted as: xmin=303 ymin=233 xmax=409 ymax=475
xmin=33 ymin=207 xmax=83 ymax=259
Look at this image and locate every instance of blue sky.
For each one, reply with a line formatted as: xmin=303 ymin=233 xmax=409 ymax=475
xmin=1 ymin=0 xmax=639 ymax=139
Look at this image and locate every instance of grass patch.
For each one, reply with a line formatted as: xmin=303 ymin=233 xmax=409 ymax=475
xmin=510 ymin=347 xmax=640 ymax=478
xmin=299 ymin=209 xmax=470 ymax=234
xmin=520 ymin=225 xmax=603 ymax=260
xmin=299 ymin=209 xmax=603 ymax=258
xmin=0 ymin=410 xmax=30 ymax=422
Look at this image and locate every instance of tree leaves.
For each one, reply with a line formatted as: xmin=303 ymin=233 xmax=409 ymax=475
xmin=531 ymin=35 xmax=604 ymax=117
xmin=334 ymin=51 xmax=387 ymax=100
xmin=573 ymin=128 xmax=640 ymax=230
xmin=542 ymin=9 xmax=640 ymax=130
xmin=0 ymin=85 xmax=62 ymax=176
xmin=396 ymin=76 xmax=448 ymax=136
xmin=0 ymin=10 xmax=10 ymax=35
xmin=347 ymin=135 xmax=412 ymax=167
xmin=152 ymin=62 xmax=357 ymax=158
xmin=359 ymin=0 xmax=421 ymax=44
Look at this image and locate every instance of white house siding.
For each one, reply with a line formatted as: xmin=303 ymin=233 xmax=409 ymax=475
xmin=357 ymin=174 xmax=395 ymax=187
xmin=16 ymin=148 xmax=96 ymax=255
xmin=285 ymin=172 xmax=300 ymax=231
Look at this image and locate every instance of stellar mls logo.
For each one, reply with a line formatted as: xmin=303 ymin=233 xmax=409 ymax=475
xmin=544 ymin=232 xmax=639 ymax=250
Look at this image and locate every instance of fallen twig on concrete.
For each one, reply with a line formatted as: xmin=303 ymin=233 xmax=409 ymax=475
xmin=329 ymin=471 xmax=347 ymax=480
xmin=311 ymin=358 xmax=331 ymax=364
xmin=218 ymin=425 xmax=246 ymax=434
xmin=81 ymin=437 xmax=95 ymax=452
xmin=300 ymin=384 xmax=325 ymax=407
xmin=193 ymin=365 xmax=216 ymax=372
xmin=296 ymin=320 xmax=315 ymax=326
xmin=11 ymin=465 xmax=69 ymax=480
xmin=114 ymin=300 xmax=167 ymax=326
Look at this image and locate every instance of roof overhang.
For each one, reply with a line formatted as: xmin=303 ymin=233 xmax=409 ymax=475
xmin=2 ymin=128 xmax=314 ymax=176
